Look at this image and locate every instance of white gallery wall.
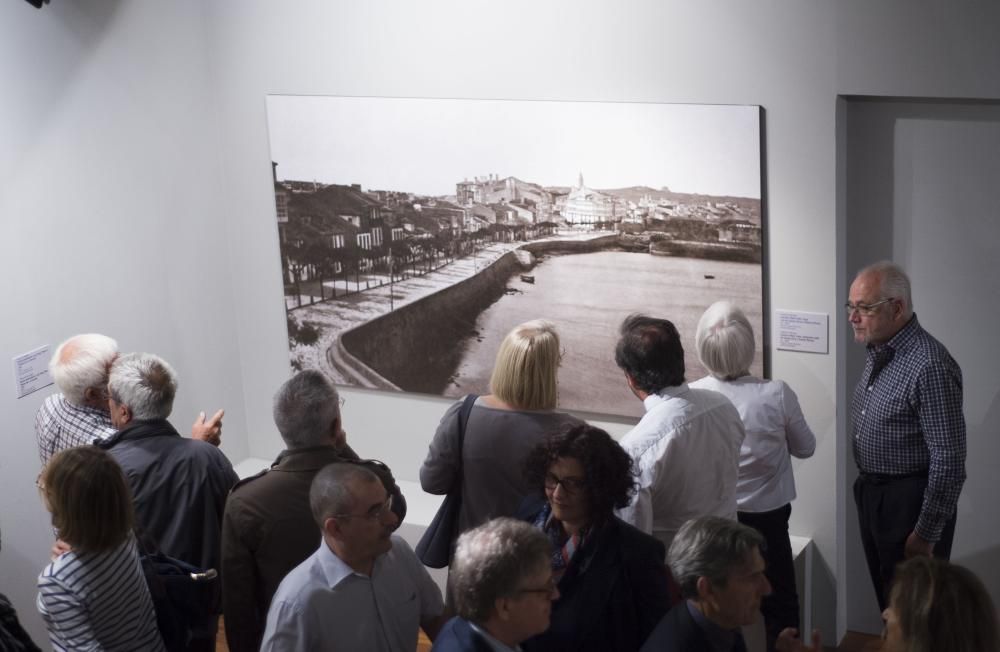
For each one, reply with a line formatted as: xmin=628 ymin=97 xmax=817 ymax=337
xmin=1 ymin=0 xmax=998 ymax=647
xmin=0 ymin=2 xmax=249 ymax=645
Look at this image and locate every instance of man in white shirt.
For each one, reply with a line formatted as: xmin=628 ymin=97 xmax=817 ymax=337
xmin=614 ymin=314 xmax=746 ymax=551
xmin=260 ymin=463 xmax=445 ymax=652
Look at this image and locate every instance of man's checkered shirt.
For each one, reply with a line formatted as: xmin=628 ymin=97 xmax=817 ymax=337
xmin=851 ymin=315 xmax=966 ymax=542
xmin=34 ymin=393 xmax=116 ymax=465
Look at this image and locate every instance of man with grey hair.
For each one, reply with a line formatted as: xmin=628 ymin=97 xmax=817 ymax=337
xmin=34 ymin=333 xmax=224 ymax=464
xmin=641 ymin=516 xmax=819 ymax=652
xmin=97 ymin=352 xmax=238 ymax=572
xmin=848 ymin=261 xmax=966 ymax=610
xmin=432 ymin=518 xmax=557 ymax=652
xmin=222 ymin=370 xmax=404 ymax=652
xmin=260 ymin=463 xmax=443 ymax=652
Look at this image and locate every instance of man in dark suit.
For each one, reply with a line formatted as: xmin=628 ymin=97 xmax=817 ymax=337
xmin=641 ymin=517 xmax=768 ymax=652
xmin=432 ymin=518 xmax=557 ymax=652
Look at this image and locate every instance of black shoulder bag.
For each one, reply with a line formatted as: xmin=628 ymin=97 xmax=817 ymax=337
xmin=415 ymin=393 xmax=478 ymax=568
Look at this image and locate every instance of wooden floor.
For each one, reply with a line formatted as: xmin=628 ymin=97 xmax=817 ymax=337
xmin=217 ymin=620 xmax=879 ymax=651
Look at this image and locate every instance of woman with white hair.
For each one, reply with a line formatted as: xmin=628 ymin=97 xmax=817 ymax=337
xmin=420 ymin=320 xmax=583 ymax=547
xmin=690 ymin=301 xmax=816 ymax=652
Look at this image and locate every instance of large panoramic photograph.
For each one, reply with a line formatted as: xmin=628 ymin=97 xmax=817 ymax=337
xmin=266 ymin=96 xmax=764 ymax=418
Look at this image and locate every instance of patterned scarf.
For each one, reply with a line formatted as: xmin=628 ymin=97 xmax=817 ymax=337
xmin=532 ymin=503 xmax=589 ymax=579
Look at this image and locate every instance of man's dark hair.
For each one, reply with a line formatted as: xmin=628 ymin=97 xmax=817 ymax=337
xmin=614 ymin=314 xmax=685 ymax=393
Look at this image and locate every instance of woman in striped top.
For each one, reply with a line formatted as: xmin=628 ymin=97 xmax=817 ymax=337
xmin=36 ymin=446 xmax=165 ymax=651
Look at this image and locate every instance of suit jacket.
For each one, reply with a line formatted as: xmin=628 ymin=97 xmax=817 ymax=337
xmin=430 ymin=617 xmax=496 ymax=652
xmin=519 ymin=496 xmax=670 ymax=652
xmin=640 ymin=601 xmax=748 ymax=652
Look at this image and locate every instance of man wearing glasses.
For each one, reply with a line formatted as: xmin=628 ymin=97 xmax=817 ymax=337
xmin=223 ymin=371 xmax=405 ymax=652
xmin=848 ymin=261 xmax=966 ymax=611
xmin=260 ymin=463 xmax=444 ymax=652
xmin=433 ymin=518 xmax=558 ymax=652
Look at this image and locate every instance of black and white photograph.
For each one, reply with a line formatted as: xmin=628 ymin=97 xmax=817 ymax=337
xmin=267 ymin=95 xmax=764 ymax=418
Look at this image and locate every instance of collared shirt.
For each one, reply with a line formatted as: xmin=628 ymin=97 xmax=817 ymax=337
xmin=851 ymin=314 xmax=966 ymax=541
xmin=616 ymin=384 xmax=745 ymax=551
xmin=222 ymin=445 xmax=358 ymax=652
xmin=689 ymin=376 xmax=816 ymax=512
xmin=260 ymin=536 xmax=443 ymax=652
xmin=34 ymin=393 xmax=116 ymax=465
xmin=469 ymin=622 xmax=522 ymax=652
xmin=686 ymin=601 xmax=741 ymax=652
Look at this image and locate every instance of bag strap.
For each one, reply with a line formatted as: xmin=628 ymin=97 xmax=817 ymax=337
xmin=453 ymin=394 xmax=478 ymax=492
xmin=455 ymin=394 xmax=478 ymax=455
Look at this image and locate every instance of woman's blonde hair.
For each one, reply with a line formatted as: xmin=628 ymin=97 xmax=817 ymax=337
xmin=489 ymin=319 xmax=561 ymax=410
xmin=889 ymin=556 xmax=999 ymax=652
xmin=42 ymin=446 xmax=134 ymax=555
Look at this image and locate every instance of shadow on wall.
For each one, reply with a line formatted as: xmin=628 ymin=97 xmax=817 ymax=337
xmin=4 ymin=0 xmax=124 ymax=179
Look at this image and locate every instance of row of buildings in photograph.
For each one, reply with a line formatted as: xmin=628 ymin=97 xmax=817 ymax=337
xmin=272 ymin=163 xmax=762 ymax=294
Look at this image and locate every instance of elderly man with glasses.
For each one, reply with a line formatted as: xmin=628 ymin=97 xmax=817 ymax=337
xmin=432 ymin=518 xmax=558 ymax=652
xmin=260 ymin=463 xmax=443 ymax=652
xmin=848 ymin=261 xmax=966 ymax=611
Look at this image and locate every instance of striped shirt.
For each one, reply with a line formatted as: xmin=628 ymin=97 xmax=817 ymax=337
xmin=851 ymin=314 xmax=967 ymax=542
xmin=34 ymin=393 xmax=116 ymax=465
xmin=37 ymin=535 xmax=165 ymax=652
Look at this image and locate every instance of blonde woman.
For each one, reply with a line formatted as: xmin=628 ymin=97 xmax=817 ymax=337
xmin=420 ymin=319 xmax=583 ymax=539
xmin=37 ymin=446 xmax=164 ymax=651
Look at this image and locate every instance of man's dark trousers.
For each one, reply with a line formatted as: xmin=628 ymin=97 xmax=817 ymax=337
xmin=853 ymin=472 xmax=957 ymax=610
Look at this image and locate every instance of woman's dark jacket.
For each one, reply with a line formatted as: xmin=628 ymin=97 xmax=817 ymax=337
xmin=518 ymin=495 xmax=670 ymax=652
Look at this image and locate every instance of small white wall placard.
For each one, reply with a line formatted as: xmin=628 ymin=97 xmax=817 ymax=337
xmin=775 ymin=310 xmax=828 ymax=354
xmin=13 ymin=345 xmax=52 ymax=399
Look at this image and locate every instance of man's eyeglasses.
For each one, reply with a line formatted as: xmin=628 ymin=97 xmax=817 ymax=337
xmin=334 ymin=495 xmax=393 ymax=521
xmin=844 ymin=298 xmax=895 ymax=316
xmin=516 ymin=576 xmax=558 ymax=598
xmin=544 ymin=472 xmax=587 ymax=495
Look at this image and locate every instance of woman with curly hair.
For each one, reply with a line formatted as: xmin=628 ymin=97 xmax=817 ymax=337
xmin=518 ymin=423 xmax=671 ymax=652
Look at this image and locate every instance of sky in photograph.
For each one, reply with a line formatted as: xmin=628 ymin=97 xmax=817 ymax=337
xmin=266 ymin=95 xmax=761 ymax=199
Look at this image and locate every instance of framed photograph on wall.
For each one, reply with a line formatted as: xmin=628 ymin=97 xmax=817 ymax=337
xmin=266 ymin=96 xmax=764 ymax=419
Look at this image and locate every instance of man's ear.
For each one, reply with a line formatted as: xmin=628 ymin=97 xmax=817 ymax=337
xmin=493 ymin=596 xmax=512 ymax=623
xmin=696 ymin=576 xmax=713 ymax=601
xmin=323 ymin=516 xmax=341 ymax=539
xmin=82 ymin=386 xmax=105 ymax=409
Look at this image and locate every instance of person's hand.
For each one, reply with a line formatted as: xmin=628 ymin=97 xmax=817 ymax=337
xmin=51 ymin=539 xmax=71 ymax=561
xmin=191 ymin=409 xmax=224 ymax=447
xmin=904 ymin=530 xmax=934 ymax=558
xmin=776 ymin=627 xmax=821 ymax=652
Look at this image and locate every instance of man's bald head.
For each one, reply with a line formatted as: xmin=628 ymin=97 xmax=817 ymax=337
xmin=49 ymin=334 xmax=119 ymax=408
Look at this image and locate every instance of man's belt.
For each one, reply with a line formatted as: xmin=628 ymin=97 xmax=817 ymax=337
xmin=857 ymin=470 xmax=929 ymax=484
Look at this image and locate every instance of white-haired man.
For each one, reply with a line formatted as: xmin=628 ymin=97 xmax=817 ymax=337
xmin=260 ymin=463 xmax=443 ymax=652
xmin=35 ymin=333 xmax=224 ymax=464
xmin=848 ymin=261 xmax=966 ymax=610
